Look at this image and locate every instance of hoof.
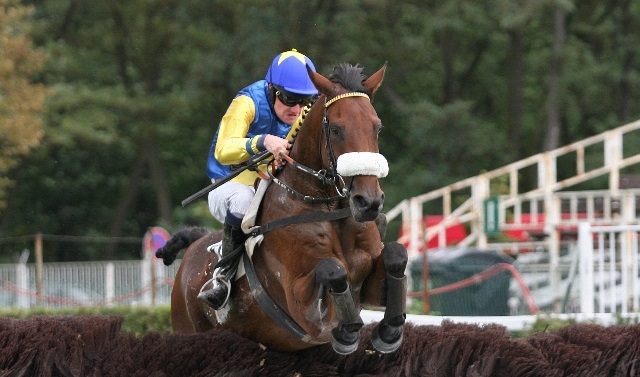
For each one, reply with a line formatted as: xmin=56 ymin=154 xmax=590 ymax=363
xmin=331 ymin=328 xmax=360 ymax=355
xmin=332 ymin=336 xmax=360 ymax=355
xmin=371 ymin=323 xmax=403 ymax=354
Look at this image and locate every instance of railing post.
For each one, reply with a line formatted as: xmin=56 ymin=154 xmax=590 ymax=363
xmin=605 ymin=129 xmax=622 ymax=195
xmin=34 ymin=233 xmax=43 ymax=306
xmin=409 ymin=197 xmax=423 ymax=257
xmin=105 ymin=262 xmax=115 ymax=306
xmin=16 ymin=257 xmax=29 ymax=308
xmin=473 ymin=175 xmax=490 ymax=249
xmin=622 ymin=228 xmax=635 ymax=313
xmin=142 ymin=259 xmax=152 ymax=305
xmin=578 ymin=222 xmax=594 ymax=313
xmin=620 ymin=229 xmax=628 ymax=313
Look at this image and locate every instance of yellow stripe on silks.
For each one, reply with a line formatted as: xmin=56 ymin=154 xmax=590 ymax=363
xmin=249 ymin=136 xmax=261 ymax=155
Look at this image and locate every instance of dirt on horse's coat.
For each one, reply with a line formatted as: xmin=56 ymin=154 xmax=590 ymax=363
xmin=1 ymin=315 xmax=639 ymax=377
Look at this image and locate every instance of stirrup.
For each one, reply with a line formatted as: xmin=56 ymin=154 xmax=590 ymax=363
xmin=199 ymin=276 xmax=232 ymax=309
xmin=206 ymin=241 xmax=222 ymax=256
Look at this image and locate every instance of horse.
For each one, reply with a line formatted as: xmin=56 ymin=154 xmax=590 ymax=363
xmin=156 ymin=62 xmax=408 ymax=355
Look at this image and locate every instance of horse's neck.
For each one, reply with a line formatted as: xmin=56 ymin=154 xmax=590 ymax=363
xmin=283 ymin=110 xmax=333 ymax=199
xmin=289 ymin=108 xmax=322 ymax=169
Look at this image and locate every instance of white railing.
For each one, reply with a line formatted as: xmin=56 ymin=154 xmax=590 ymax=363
xmin=578 ymin=222 xmax=640 ymax=314
xmin=387 ymin=118 xmax=640 ymax=257
xmin=0 ymin=258 xmax=180 ymax=308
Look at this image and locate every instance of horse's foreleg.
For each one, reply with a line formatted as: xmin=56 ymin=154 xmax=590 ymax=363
xmin=314 ymin=258 xmax=364 ymax=355
xmin=371 ymin=241 xmax=408 ymax=353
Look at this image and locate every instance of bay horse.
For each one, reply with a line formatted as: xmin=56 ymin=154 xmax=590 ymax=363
xmin=156 ymin=62 xmax=408 ymax=355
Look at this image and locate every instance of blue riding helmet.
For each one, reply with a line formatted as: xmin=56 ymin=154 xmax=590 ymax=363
xmin=265 ymin=49 xmax=319 ymax=97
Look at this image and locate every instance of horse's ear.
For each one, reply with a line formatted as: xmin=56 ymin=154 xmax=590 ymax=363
xmin=363 ymin=62 xmax=387 ymax=94
xmin=307 ymin=64 xmax=333 ymax=94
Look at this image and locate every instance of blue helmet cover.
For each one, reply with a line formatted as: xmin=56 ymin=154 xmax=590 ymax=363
xmin=265 ymin=49 xmax=319 ymax=97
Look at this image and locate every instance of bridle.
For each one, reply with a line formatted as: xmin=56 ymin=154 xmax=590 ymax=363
xmin=267 ymin=91 xmax=387 ymax=204
xmin=320 ymin=92 xmax=371 ymax=178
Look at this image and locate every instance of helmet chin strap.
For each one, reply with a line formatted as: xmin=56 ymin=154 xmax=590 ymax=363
xmin=336 ymin=152 xmax=389 ymax=178
xmin=267 ymin=85 xmax=277 ymax=108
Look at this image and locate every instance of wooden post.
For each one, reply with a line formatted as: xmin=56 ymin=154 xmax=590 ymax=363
xmin=34 ymin=233 xmax=43 ymax=306
xmin=421 ymin=250 xmax=430 ymax=314
xmin=150 ymin=257 xmax=156 ymax=306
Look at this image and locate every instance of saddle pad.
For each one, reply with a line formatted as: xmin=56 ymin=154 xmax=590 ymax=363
xmin=235 ymin=178 xmax=271 ymax=279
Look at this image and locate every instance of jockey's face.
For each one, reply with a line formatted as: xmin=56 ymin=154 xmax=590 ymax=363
xmin=273 ymin=95 xmax=303 ymax=125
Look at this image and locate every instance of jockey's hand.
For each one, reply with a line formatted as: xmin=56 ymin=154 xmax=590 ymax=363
xmin=263 ymin=135 xmax=290 ymax=165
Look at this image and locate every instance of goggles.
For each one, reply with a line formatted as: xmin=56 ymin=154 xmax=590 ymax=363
xmin=275 ymin=90 xmax=315 ymax=107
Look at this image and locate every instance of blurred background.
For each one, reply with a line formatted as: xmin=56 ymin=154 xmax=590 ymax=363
xmin=3 ymin=0 xmax=639 ymax=261
xmin=3 ymin=1 xmax=640 ymax=318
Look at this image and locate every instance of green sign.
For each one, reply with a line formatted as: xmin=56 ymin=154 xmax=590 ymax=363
xmin=483 ymin=197 xmax=500 ymax=235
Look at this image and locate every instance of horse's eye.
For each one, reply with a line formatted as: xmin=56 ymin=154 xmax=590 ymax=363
xmin=329 ymin=125 xmax=341 ymax=136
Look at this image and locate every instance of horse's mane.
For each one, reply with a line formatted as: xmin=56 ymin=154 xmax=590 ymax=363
xmin=328 ymin=63 xmax=371 ymax=95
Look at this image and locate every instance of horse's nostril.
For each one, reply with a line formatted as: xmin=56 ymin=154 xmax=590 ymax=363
xmin=353 ymin=195 xmax=370 ymax=210
xmin=353 ymin=195 xmax=384 ymax=211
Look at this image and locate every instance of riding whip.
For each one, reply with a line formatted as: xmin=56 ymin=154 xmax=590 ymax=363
xmin=181 ymin=151 xmax=273 ymax=207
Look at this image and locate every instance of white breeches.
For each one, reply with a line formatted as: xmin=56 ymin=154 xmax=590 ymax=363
xmin=207 ymin=180 xmax=256 ymax=224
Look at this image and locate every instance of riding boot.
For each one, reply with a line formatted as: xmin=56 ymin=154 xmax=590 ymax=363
xmin=198 ymin=221 xmax=247 ymax=310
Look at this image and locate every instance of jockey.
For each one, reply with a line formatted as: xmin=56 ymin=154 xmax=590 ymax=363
xmin=199 ymin=49 xmax=319 ymax=310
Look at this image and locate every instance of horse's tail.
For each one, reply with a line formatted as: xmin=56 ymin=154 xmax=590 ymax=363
xmin=155 ymin=226 xmax=210 ymax=266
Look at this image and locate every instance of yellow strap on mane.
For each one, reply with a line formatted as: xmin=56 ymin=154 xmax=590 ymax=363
xmin=324 ymin=92 xmax=370 ymax=108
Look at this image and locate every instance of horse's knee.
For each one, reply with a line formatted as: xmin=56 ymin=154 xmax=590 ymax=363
xmin=382 ymin=242 xmax=408 ymax=278
xmin=315 ymin=258 xmax=348 ymax=292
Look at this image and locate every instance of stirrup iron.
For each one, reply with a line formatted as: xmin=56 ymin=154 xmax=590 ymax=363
xmin=206 ymin=241 xmax=222 ymax=256
xmin=198 ymin=274 xmax=232 ymax=309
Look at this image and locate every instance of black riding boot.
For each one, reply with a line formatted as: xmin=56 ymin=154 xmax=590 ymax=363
xmin=198 ymin=222 xmax=246 ymax=310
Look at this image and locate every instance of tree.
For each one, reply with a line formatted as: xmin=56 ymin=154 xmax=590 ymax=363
xmin=0 ymin=0 xmax=48 ymax=210
xmin=543 ymin=3 xmax=569 ymax=151
xmin=4 ymin=0 xmax=640 ymax=261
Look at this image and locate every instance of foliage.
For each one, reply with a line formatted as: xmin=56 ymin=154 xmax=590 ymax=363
xmin=1 ymin=1 xmax=640 ymax=260
xmin=517 ymin=315 xmax=576 ymax=337
xmin=0 ymin=305 xmax=172 ymax=335
xmin=0 ymin=0 xmax=48 ymax=210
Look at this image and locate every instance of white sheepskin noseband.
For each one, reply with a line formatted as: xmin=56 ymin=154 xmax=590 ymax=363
xmin=336 ymin=152 xmax=389 ymax=178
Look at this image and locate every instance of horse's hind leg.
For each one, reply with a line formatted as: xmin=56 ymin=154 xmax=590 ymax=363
xmin=315 ymin=258 xmax=364 ymax=355
xmin=371 ymin=241 xmax=408 ymax=353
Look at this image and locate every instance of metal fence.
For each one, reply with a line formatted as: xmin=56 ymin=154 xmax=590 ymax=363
xmin=579 ymin=222 xmax=640 ymax=314
xmin=0 ymin=258 xmax=181 ymax=308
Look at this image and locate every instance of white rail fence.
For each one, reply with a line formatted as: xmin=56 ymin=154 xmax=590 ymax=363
xmin=578 ymin=222 xmax=640 ymax=314
xmin=0 ymin=257 xmax=179 ymax=308
xmin=3 ymin=223 xmax=640 ymax=332
xmin=386 ymin=119 xmax=640 ymax=258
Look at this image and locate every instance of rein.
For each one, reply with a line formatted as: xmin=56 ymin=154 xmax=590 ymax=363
xmin=248 ymin=207 xmax=351 ymax=237
xmin=242 ymin=252 xmax=325 ymax=344
xmin=266 ymin=155 xmax=346 ymax=204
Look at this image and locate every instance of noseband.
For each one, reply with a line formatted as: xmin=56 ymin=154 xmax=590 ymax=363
xmin=268 ymin=92 xmax=389 ymax=204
